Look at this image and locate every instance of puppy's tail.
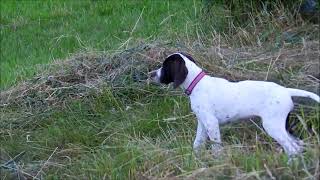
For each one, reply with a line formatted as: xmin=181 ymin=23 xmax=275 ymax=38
xmin=287 ymin=88 xmax=320 ymax=102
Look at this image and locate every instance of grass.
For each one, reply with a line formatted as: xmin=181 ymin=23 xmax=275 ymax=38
xmin=2 ymin=88 xmax=319 ymax=179
xmin=0 ymin=0 xmax=201 ymax=89
xmin=1 ymin=0 xmax=320 ymax=179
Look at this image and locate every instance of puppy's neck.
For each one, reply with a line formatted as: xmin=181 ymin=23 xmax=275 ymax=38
xmin=180 ymin=57 xmax=203 ymax=90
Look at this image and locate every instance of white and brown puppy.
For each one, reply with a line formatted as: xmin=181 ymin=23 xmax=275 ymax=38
xmin=149 ymin=52 xmax=319 ymax=157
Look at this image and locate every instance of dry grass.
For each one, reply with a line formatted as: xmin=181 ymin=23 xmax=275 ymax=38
xmin=1 ymin=39 xmax=319 ymax=111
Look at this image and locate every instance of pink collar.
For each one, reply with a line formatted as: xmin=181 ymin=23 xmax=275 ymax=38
xmin=185 ymin=71 xmax=206 ymax=96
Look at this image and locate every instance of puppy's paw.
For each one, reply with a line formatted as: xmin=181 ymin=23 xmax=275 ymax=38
xmin=193 ymin=147 xmax=202 ymax=158
xmin=287 ymin=155 xmax=302 ymax=166
xmin=211 ymin=143 xmax=223 ymax=157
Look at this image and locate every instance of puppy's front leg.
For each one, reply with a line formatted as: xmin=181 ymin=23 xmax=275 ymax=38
xmin=195 ymin=111 xmax=222 ymax=155
xmin=193 ymin=120 xmax=207 ymax=154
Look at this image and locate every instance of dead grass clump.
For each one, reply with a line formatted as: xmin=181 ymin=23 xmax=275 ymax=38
xmin=0 ymin=42 xmax=172 ymax=111
xmin=1 ymin=40 xmax=319 ymax=112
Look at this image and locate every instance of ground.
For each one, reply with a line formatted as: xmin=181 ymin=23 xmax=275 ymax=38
xmin=0 ymin=1 xmax=319 ymax=179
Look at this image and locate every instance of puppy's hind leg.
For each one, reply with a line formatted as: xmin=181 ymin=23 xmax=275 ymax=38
xmin=261 ymin=115 xmax=303 ymax=157
xmin=286 ymin=113 xmax=305 ymax=146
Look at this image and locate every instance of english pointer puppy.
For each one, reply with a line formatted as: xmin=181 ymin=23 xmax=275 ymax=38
xmin=149 ymin=52 xmax=319 ymax=157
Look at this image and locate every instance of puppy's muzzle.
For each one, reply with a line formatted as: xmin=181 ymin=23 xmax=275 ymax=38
xmin=148 ymin=70 xmax=160 ymax=84
xmin=149 ymin=70 xmax=157 ymax=78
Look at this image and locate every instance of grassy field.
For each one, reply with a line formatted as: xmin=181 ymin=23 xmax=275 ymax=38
xmin=0 ymin=0 xmax=201 ymax=89
xmin=1 ymin=0 xmax=320 ymax=179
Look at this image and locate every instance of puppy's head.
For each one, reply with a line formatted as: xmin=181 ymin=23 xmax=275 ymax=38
xmin=149 ymin=53 xmax=195 ymax=88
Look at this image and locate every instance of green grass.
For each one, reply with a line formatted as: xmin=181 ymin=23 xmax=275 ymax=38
xmin=0 ymin=0 xmax=201 ymax=89
xmin=1 ymin=0 xmax=320 ymax=179
xmin=2 ymin=87 xmax=319 ymax=179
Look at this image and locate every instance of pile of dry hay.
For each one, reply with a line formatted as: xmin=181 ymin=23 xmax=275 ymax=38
xmin=0 ymin=40 xmax=319 ymax=111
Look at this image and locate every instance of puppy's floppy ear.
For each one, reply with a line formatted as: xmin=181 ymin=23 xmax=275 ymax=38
xmin=172 ymin=59 xmax=188 ymax=88
xmin=161 ymin=54 xmax=188 ymax=88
